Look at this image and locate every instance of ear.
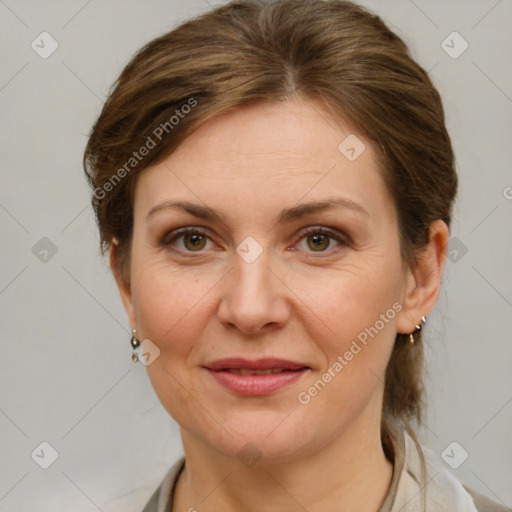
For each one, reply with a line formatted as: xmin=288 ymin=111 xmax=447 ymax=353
xmin=110 ymin=239 xmax=136 ymax=330
xmin=395 ymin=220 xmax=449 ymax=335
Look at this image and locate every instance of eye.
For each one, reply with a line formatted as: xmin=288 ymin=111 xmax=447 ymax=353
xmin=162 ymin=226 xmax=349 ymax=256
xmin=295 ymin=226 xmax=348 ymax=255
xmin=162 ymin=227 xmax=213 ymax=253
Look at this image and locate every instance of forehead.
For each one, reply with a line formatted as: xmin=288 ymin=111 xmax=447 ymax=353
xmin=167 ymin=99 xmax=371 ymax=172
xmin=135 ymin=99 xmax=394 ymax=223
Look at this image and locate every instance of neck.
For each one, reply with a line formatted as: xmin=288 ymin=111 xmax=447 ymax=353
xmin=172 ymin=409 xmax=394 ymax=512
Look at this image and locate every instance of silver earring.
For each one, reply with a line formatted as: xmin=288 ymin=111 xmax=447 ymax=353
xmin=409 ymin=316 xmax=426 ymax=345
xmin=131 ymin=329 xmax=140 ymax=362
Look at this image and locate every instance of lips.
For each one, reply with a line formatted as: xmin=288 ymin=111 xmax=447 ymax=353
xmin=203 ymin=358 xmax=310 ymax=395
xmin=204 ymin=357 xmax=308 ymax=372
xmin=223 ymin=368 xmax=290 ymax=375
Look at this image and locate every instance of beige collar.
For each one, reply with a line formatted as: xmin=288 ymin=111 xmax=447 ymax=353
xmin=143 ymin=421 xmax=481 ymax=512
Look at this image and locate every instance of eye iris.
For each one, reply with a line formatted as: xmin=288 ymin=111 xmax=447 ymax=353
xmin=178 ymin=231 xmax=334 ymax=252
xmin=184 ymin=233 xmax=206 ymax=251
xmin=307 ymin=233 xmax=329 ymax=251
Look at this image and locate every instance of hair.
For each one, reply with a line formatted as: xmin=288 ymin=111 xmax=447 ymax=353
xmin=83 ymin=0 xmax=457 ymax=504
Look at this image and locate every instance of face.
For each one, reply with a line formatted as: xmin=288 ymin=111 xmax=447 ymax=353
xmin=116 ymin=98 xmax=421 ymax=462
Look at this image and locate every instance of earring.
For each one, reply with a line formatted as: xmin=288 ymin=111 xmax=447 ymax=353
xmin=409 ymin=315 xmax=426 ymax=345
xmin=130 ymin=329 xmax=140 ymax=362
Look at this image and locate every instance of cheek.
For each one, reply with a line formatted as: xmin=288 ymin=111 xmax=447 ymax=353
xmin=296 ymin=261 xmax=403 ymax=401
xmin=132 ymin=263 xmax=216 ymax=351
xmin=130 ymin=263 xmax=221 ymax=429
xmin=131 ymin=247 xmax=404 ymax=363
xmin=299 ymin=258 xmax=403 ymax=343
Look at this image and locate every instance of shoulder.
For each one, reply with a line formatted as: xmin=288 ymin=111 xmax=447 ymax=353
xmin=140 ymin=456 xmax=186 ymax=512
xmin=397 ymin=426 xmax=509 ymax=512
xmin=464 ymin=486 xmax=511 ymax=512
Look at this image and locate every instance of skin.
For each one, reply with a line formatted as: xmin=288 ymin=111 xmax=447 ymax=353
xmin=111 ymin=98 xmax=448 ymax=512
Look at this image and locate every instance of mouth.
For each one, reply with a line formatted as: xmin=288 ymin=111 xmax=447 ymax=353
xmin=204 ymin=357 xmax=309 ymax=372
xmin=203 ymin=358 xmax=311 ymax=395
xmin=220 ymin=368 xmax=300 ymax=375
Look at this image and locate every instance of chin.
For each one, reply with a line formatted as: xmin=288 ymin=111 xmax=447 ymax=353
xmin=190 ymin=411 xmax=322 ymax=465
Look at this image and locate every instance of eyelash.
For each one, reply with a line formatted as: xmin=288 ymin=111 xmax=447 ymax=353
xmin=161 ymin=226 xmax=349 ymax=257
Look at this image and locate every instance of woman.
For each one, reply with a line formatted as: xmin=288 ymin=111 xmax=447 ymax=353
xmin=83 ymin=1 xmax=507 ymax=510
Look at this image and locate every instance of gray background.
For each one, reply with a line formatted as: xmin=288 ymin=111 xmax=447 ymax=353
xmin=0 ymin=0 xmax=511 ymax=510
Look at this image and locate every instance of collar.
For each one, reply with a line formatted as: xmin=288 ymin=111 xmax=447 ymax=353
xmin=143 ymin=421 xmax=479 ymax=512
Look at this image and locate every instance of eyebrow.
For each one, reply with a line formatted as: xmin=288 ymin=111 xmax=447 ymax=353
xmin=147 ymin=197 xmax=370 ymax=223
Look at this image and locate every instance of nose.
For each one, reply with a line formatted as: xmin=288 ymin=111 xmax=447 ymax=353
xmin=217 ymin=247 xmax=291 ymax=336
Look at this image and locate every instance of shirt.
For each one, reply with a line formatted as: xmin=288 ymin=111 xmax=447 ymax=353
xmin=141 ymin=421 xmax=508 ymax=511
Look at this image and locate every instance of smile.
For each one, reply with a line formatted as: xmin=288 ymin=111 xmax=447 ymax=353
xmin=223 ymin=368 xmax=292 ymax=375
xmin=205 ymin=366 xmax=310 ymax=395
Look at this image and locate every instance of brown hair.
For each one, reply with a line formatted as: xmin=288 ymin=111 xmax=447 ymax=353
xmin=83 ymin=0 xmax=457 ymax=499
